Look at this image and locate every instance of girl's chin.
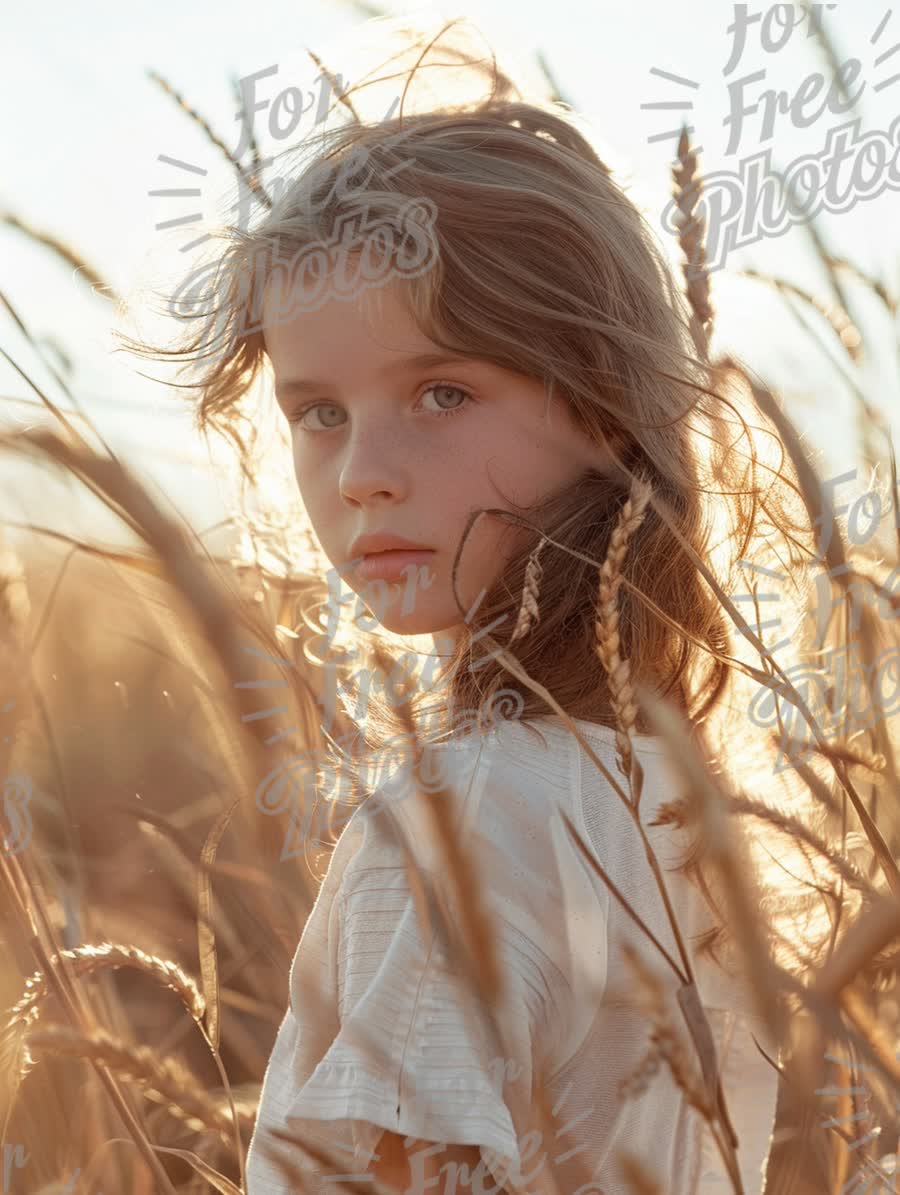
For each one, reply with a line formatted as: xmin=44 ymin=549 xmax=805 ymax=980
xmin=351 ymin=583 xmax=447 ymax=636
xmin=368 ymin=610 xmax=456 ymax=638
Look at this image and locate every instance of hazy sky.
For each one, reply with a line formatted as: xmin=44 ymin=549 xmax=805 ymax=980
xmin=2 ymin=0 xmax=898 ymax=555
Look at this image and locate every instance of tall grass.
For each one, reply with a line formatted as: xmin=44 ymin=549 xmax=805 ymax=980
xmin=2 ymin=17 xmax=899 ymax=1194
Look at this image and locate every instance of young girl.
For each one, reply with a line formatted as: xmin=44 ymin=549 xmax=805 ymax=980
xmin=130 ymin=19 xmax=826 ymax=1193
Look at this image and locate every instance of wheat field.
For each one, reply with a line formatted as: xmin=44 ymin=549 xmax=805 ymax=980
xmin=2 ymin=10 xmax=900 ymax=1195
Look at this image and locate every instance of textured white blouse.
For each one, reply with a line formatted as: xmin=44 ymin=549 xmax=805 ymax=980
xmin=245 ymin=714 xmax=780 ymax=1194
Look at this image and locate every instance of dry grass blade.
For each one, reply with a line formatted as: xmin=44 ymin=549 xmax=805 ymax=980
xmin=0 ymin=528 xmax=30 ymax=793
xmin=0 ymin=848 xmax=180 ymax=1194
xmin=635 ymin=686 xmax=783 ymax=1187
xmin=620 ymin=893 xmax=740 ymax=1163
xmin=146 ymin=69 xmax=272 ymax=210
xmin=677 ymin=980 xmax=740 ymax=1150
xmin=638 ymin=682 xmax=783 ymax=1039
xmin=642 ymin=434 xmax=900 ymax=904
xmin=194 ymin=795 xmax=250 ymax=1189
xmin=535 ymin=49 xmax=575 ymax=108
xmin=1 ymin=211 xmax=118 ymax=301
xmin=812 ymin=891 xmax=900 ymax=1004
xmin=888 ymin=431 xmax=900 ymax=563
xmin=559 ymin=809 xmax=685 ymax=981
xmin=799 ymin=198 xmax=858 ymax=335
xmin=194 ymin=796 xmax=249 ymax=1190
xmin=305 ymin=48 xmax=361 ymax=123
xmin=384 ymin=657 xmax=504 ymax=1006
xmin=825 ymin=255 xmax=897 ymax=316
xmin=0 ymin=321 xmax=102 ymax=457
xmin=737 ymin=267 xmax=863 ymax=364
xmin=799 ymin=0 xmax=860 ymax=114
xmin=144 ymin=1144 xmax=243 ymax=1195
xmin=722 ymin=794 xmax=876 ymax=897
xmin=198 ymin=800 xmax=239 ymax=1053
xmin=229 ymin=71 xmax=263 ymax=180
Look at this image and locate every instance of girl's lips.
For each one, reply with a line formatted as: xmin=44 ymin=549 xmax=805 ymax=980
xmin=356 ymin=549 xmax=436 ymax=582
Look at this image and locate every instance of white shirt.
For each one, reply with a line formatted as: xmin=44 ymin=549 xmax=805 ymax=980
xmin=245 ymin=714 xmax=779 ymax=1194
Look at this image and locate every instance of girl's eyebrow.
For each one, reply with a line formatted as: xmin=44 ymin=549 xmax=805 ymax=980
xmin=275 ymin=352 xmax=479 ymax=399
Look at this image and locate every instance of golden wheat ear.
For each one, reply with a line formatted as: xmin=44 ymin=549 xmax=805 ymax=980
xmin=509 ymin=536 xmax=547 ymax=644
xmin=594 ymin=473 xmax=653 ymax=796
xmin=24 ymin=1023 xmax=254 ymax=1141
xmin=671 ymin=123 xmax=714 ymax=358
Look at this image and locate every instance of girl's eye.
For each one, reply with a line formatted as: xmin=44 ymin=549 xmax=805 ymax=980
xmin=286 ymin=382 xmax=473 ymax=431
xmin=287 ymin=402 xmax=345 ymax=431
xmin=417 ymin=382 xmax=473 ymax=417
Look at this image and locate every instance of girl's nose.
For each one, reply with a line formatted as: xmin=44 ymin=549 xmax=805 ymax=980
xmin=338 ymin=425 xmax=413 ymax=506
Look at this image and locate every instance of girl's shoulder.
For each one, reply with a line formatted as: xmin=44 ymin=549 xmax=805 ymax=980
xmin=327 ymin=713 xmax=682 ymax=886
xmin=330 ymin=718 xmax=570 ymax=886
xmin=334 ymin=712 xmax=676 ymax=885
xmin=310 ymin=716 xmax=613 ymax=990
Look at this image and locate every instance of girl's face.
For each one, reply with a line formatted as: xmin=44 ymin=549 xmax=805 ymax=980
xmin=262 ymin=271 xmax=611 ymax=641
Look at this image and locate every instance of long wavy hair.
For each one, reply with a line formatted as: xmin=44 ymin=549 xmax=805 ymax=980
xmin=118 ymin=18 xmax=851 ymax=983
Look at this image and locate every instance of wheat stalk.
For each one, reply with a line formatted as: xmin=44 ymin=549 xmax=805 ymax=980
xmin=229 ymin=72 xmax=263 ymax=178
xmin=618 ymin=1032 xmax=664 ymax=1101
xmin=305 ymin=48 xmax=361 ymax=123
xmin=825 ymin=256 xmax=897 ymax=315
xmin=1 ymin=211 xmax=119 ymax=302
xmin=672 ymin=124 xmax=714 ymax=357
xmin=4 ymin=943 xmax=206 ymax=1079
xmin=617 ymin=942 xmax=718 ymax=1185
xmin=24 ymin=1023 xmax=254 ymax=1141
xmin=650 ymin=792 xmax=875 ymax=898
xmin=509 ymin=536 xmax=547 ymax=643
xmin=594 ymin=474 xmax=653 ymax=795
xmin=738 ymin=268 xmax=863 ymax=364
xmin=147 ymin=70 xmax=272 ymax=211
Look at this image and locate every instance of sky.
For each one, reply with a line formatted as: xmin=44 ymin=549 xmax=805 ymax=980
xmin=2 ymin=0 xmax=898 ymax=563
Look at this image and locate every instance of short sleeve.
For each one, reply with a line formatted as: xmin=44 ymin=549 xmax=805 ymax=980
xmin=246 ymin=727 xmax=609 ymax=1194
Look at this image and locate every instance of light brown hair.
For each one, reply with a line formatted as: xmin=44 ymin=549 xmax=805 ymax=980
xmin=118 ymin=21 xmax=839 ymax=980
